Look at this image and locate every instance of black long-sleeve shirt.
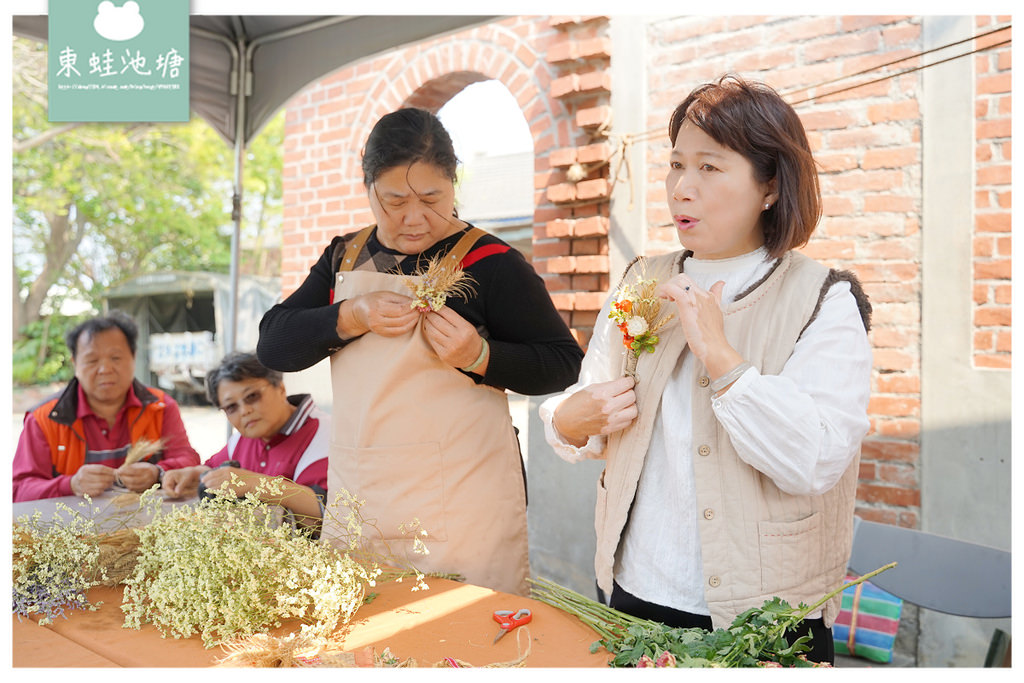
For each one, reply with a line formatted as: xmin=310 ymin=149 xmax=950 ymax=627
xmin=257 ymin=225 xmax=584 ymax=396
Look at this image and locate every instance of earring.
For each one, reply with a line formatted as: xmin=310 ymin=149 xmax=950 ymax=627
xmin=763 ymin=203 xmax=771 ymax=210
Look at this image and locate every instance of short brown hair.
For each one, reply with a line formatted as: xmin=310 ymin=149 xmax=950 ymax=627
xmin=669 ymin=75 xmax=820 ymax=258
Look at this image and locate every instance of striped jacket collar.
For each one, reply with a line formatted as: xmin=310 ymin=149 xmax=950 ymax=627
xmin=279 ymin=394 xmax=315 ymax=436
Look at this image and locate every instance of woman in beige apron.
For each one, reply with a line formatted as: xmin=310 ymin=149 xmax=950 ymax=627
xmin=257 ymin=109 xmax=583 ymax=596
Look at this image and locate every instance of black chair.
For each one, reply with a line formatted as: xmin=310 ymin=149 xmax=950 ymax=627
xmin=844 ymin=516 xmax=1011 ymax=666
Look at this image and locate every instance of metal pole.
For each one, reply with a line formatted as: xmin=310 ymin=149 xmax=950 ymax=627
xmin=226 ymin=25 xmax=247 ymax=356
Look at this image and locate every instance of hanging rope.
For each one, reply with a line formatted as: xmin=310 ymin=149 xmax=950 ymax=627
xmin=599 ymin=22 xmax=1010 ymax=209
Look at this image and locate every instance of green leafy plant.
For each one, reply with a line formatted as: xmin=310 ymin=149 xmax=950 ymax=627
xmin=530 ymin=562 xmax=896 ymax=668
xmin=12 ymin=313 xmax=89 ymax=385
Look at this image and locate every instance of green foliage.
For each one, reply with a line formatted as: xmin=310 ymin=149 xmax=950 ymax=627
xmin=530 ymin=569 xmax=900 ymax=668
xmin=12 ymin=37 xmax=283 ymax=340
xmin=12 ymin=313 xmax=91 ymax=385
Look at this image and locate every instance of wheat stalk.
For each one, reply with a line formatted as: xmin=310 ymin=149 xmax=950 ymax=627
xmin=122 ymin=437 xmax=166 ymax=466
xmin=404 ymin=254 xmax=477 ymax=312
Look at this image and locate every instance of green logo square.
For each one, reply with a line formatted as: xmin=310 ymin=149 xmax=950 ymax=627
xmin=48 ymin=0 xmax=189 ymax=122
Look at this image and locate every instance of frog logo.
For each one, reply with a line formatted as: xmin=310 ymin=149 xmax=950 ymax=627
xmin=93 ymin=1 xmax=145 ymax=42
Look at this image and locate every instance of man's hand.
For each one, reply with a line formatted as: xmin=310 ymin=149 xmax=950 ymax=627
xmin=70 ymin=464 xmax=117 ymax=497
xmin=161 ymin=465 xmax=208 ymax=497
xmin=115 ymin=461 xmax=162 ymax=492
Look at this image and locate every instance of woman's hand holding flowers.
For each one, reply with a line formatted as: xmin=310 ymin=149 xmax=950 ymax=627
xmin=553 ymin=376 xmax=638 ymax=447
xmin=422 ymin=305 xmax=488 ymax=374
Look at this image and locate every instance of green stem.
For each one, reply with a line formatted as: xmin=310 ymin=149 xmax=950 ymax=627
xmin=719 ymin=561 xmax=900 ymax=667
xmin=796 ymin=561 xmax=898 ymax=621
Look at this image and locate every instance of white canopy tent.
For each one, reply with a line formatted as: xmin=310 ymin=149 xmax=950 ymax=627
xmin=13 ymin=13 xmax=498 ymax=351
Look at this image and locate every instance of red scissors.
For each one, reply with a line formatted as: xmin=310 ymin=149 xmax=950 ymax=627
xmin=492 ymin=608 xmax=532 ymax=643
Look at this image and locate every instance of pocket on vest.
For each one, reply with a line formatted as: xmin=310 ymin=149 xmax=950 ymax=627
xmin=757 ymin=511 xmax=823 ymax=593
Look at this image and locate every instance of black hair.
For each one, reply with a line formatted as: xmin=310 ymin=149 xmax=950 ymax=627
xmin=205 ymin=351 xmax=284 ymax=406
xmin=361 ymin=108 xmax=459 ymax=187
xmin=66 ymin=310 xmax=139 ymax=359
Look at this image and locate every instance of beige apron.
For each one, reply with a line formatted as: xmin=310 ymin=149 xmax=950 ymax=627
xmin=322 ymin=227 xmax=530 ymax=595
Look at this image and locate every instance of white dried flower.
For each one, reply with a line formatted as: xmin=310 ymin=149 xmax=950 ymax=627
xmin=626 ymin=316 xmax=648 ymax=337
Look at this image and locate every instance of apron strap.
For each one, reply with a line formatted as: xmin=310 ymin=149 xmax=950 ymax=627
xmin=337 ymin=226 xmax=376 ymax=273
xmin=338 ymin=225 xmax=486 ymax=274
xmin=445 ymin=226 xmax=487 ymax=266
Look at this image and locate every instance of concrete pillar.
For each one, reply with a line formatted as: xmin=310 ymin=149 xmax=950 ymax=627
xmin=919 ymin=15 xmax=1011 ymax=666
xmin=525 ymin=15 xmax=649 ymax=597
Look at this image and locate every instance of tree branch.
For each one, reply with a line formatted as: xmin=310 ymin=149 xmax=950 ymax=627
xmin=14 ymin=123 xmax=86 ymax=154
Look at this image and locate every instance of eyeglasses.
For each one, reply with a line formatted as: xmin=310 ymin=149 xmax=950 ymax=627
xmin=219 ymin=384 xmax=269 ymax=416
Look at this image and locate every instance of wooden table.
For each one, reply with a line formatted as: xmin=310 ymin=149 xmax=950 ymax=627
xmin=12 ymin=577 xmax=610 ymax=668
xmin=13 ymin=490 xmax=609 ymax=667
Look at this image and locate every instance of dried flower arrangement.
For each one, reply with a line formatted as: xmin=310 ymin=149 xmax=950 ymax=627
xmin=403 ymin=254 xmax=477 ymax=313
xmin=122 ymin=437 xmax=166 ymax=466
xmin=608 ymin=259 xmax=674 ymax=378
xmin=14 ymin=480 xmax=458 ymax=656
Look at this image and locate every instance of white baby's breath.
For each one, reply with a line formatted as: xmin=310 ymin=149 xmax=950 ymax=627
xmin=120 ymin=481 xmax=374 ymax=648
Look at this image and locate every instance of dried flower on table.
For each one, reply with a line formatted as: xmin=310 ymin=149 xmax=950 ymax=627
xmin=121 ymin=481 xmax=378 ymax=648
xmin=12 ymin=503 xmax=107 ymax=625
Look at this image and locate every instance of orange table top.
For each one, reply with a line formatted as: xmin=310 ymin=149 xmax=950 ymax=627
xmin=13 ymin=576 xmax=611 ymax=668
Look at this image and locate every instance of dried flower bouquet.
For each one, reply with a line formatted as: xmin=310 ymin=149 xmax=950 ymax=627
xmin=608 ymin=258 xmax=674 ymax=379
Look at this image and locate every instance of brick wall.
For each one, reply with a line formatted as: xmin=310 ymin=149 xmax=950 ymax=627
xmin=972 ymin=17 xmax=1012 ymax=369
xmin=536 ymin=15 xmax=613 ymax=347
xmin=280 ymin=16 xmax=571 ymax=297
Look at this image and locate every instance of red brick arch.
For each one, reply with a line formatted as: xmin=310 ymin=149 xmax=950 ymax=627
xmin=282 ymin=17 xmax=581 ymax=298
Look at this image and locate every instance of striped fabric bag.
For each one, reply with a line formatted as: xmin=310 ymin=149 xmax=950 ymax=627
xmin=832 ymin=575 xmax=904 ymax=663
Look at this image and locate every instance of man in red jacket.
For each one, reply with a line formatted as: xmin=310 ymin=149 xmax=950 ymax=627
xmin=13 ymin=311 xmax=200 ymax=502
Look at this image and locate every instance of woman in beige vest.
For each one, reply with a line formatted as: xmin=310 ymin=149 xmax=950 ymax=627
xmin=541 ymin=75 xmax=872 ymax=664
xmin=257 ymin=108 xmax=582 ymax=596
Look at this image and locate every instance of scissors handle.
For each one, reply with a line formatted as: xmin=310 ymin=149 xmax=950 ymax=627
xmin=493 ymin=608 xmax=532 ymax=629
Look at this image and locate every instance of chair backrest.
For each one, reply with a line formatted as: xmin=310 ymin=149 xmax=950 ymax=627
xmin=847 ymin=517 xmax=1011 ymax=618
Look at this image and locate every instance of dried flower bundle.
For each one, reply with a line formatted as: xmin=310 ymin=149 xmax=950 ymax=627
xmin=12 ymin=506 xmax=107 ymax=625
xmin=608 ymin=259 xmax=674 ymax=377
xmin=121 ymin=483 xmax=378 ymax=648
xmin=403 ymin=254 xmax=477 ymax=312
xmin=122 ymin=437 xmax=166 ymax=466
xmin=216 ymin=632 xmax=368 ymax=667
xmin=13 ymin=484 xmax=452 ymax=652
xmin=94 ymin=527 xmax=141 ymax=586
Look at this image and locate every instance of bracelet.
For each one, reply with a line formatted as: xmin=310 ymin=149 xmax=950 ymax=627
xmin=461 ymin=337 xmax=489 ymax=373
xmin=709 ymin=361 xmax=752 ymax=393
